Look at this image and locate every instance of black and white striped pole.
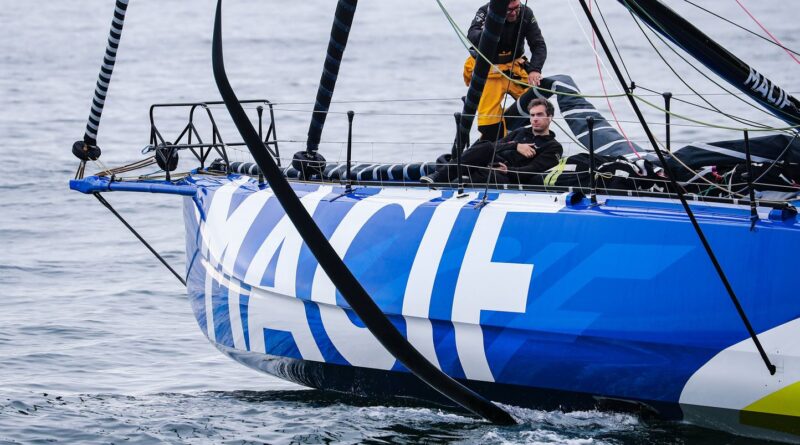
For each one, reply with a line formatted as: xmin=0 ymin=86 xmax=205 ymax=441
xmin=305 ymin=0 xmax=358 ymax=154
xmin=72 ymin=0 xmax=130 ymax=165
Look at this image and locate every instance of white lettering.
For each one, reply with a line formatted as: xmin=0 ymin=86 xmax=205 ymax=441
xmin=778 ymin=89 xmax=793 ymax=110
xmin=452 ymin=193 xmax=567 ymax=382
xmin=756 ymin=77 xmax=771 ymax=98
xmin=311 ymin=188 xmax=435 ymax=370
xmin=402 ymin=193 xmax=478 ymax=370
xmin=200 ymin=177 xmax=251 ymax=265
xmin=768 ymin=82 xmax=779 ymax=104
xmin=744 ymin=67 xmax=760 ymax=87
xmin=248 ymin=285 xmax=325 ymax=361
xmin=242 ymin=186 xmax=332 ymax=294
xmin=202 ymin=258 xmax=249 ymax=351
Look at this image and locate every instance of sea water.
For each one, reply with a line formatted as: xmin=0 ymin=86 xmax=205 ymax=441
xmin=1 ymin=0 xmax=797 ymax=443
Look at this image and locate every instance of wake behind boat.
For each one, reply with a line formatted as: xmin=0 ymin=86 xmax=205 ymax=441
xmin=69 ymin=0 xmax=800 ymax=442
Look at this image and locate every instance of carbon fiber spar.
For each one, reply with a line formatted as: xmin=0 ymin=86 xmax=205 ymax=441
xmin=211 ymin=0 xmax=516 ymax=425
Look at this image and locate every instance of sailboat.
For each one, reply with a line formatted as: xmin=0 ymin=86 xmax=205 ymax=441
xmin=69 ymin=0 xmax=800 ymax=442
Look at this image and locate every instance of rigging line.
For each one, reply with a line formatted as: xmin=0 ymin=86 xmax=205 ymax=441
xmin=214 ymin=102 xmax=798 ymax=131
xmin=733 ymin=131 xmax=800 ymax=195
xmin=593 ymin=0 xmax=633 ymax=85
xmin=565 ymin=0 xmax=627 ymax=97
xmin=439 ymin=0 xmax=770 ymax=136
xmin=633 ymin=92 xmax=800 ymax=132
xmin=667 ymin=150 xmax=749 ymax=199
xmin=634 ymin=84 xmax=784 ymax=132
xmin=680 ymin=0 xmax=800 ymax=58
xmin=734 ymin=0 xmax=800 ymax=65
xmin=214 ymin=105 xmax=800 ymax=131
xmin=204 ymin=89 xmax=800 ymax=111
xmin=630 ymin=11 xmax=778 ymax=126
xmin=93 ymin=193 xmax=187 ymax=287
xmin=589 ymin=0 xmax=641 ymax=159
xmin=580 ymin=0 xmax=777 ymax=376
xmin=630 ymin=12 xmax=773 ymax=130
xmin=211 ymin=0 xmax=516 ymax=425
xmin=552 ymin=119 xmax=588 ymax=151
xmin=481 ymin=0 xmax=532 ymax=197
xmin=567 ymin=1 xmax=628 ymax=106
xmin=273 ymin=97 xmax=464 ymax=105
xmin=626 ymin=5 xmax=797 ymax=126
xmin=434 ymin=0 xmax=627 ymax=100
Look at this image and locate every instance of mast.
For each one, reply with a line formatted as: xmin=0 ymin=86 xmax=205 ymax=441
xmin=619 ymin=0 xmax=800 ymax=129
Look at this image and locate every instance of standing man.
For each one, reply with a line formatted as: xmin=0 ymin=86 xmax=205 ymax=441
xmin=422 ymin=98 xmax=562 ymax=185
xmin=464 ymin=0 xmax=547 ymax=141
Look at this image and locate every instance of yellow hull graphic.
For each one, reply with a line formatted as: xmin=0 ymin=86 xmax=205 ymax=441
xmin=741 ymin=381 xmax=800 ymax=436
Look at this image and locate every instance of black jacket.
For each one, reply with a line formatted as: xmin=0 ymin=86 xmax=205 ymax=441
xmin=494 ymin=127 xmax=563 ymax=183
xmin=468 ymin=4 xmax=547 ymax=73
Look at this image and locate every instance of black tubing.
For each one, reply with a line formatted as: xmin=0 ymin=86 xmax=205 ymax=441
xmin=305 ymin=0 xmax=358 ymax=153
xmin=455 ymin=0 xmax=511 ymax=155
xmin=94 ymin=193 xmax=186 ymax=286
xmin=211 ymin=0 xmax=516 ymax=425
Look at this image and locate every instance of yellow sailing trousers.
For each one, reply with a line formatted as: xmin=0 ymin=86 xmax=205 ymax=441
xmin=463 ymin=56 xmax=530 ymax=127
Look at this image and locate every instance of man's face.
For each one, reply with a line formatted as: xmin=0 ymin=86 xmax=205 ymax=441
xmin=529 ymin=105 xmax=551 ymax=132
xmin=506 ymin=0 xmax=521 ymax=22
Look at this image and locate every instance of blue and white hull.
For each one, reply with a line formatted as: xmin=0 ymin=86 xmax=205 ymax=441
xmin=183 ymin=174 xmax=800 ymax=442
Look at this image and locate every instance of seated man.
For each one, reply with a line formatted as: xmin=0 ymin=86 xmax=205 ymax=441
xmin=422 ymin=98 xmax=562 ymax=185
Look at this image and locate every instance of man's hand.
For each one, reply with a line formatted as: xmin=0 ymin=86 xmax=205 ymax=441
xmin=517 ymin=143 xmax=537 ymax=158
xmin=493 ymin=162 xmax=509 ymax=173
xmin=528 ymin=71 xmax=542 ymax=86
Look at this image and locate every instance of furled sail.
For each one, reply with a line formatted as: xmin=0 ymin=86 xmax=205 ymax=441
xmin=618 ymin=0 xmax=800 ymax=130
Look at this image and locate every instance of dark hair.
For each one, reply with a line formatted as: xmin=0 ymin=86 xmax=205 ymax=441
xmin=528 ymin=98 xmax=554 ymax=116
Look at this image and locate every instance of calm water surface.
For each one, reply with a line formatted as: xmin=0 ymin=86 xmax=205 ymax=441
xmin=1 ymin=0 xmax=797 ymax=443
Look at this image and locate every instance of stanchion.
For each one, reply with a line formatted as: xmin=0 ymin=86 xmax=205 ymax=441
xmin=663 ymin=92 xmax=672 ymax=152
xmin=346 ymin=111 xmax=354 ymax=193
xmin=587 ymin=116 xmax=597 ymax=204
xmin=743 ymin=130 xmax=758 ymax=230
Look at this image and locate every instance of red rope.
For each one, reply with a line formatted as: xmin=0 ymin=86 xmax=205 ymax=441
xmin=735 ymin=0 xmax=800 ymax=65
xmin=589 ymin=2 xmax=642 ymax=159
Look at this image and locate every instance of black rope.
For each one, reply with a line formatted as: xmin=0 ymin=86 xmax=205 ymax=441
xmin=733 ymin=132 xmax=800 ymax=195
xmin=580 ymin=0 xmax=776 ymax=376
xmin=94 ymin=193 xmax=187 ymax=286
xmin=635 ymin=84 xmax=773 ymax=130
xmin=75 ymin=161 xmax=87 ymax=180
xmin=629 ymin=11 xmax=774 ymax=129
xmin=211 ymin=0 xmax=516 ymax=425
xmin=622 ymin=0 xmax=800 ymax=127
xmin=593 ymin=0 xmax=633 ymax=86
xmin=680 ymin=0 xmax=800 ymax=57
